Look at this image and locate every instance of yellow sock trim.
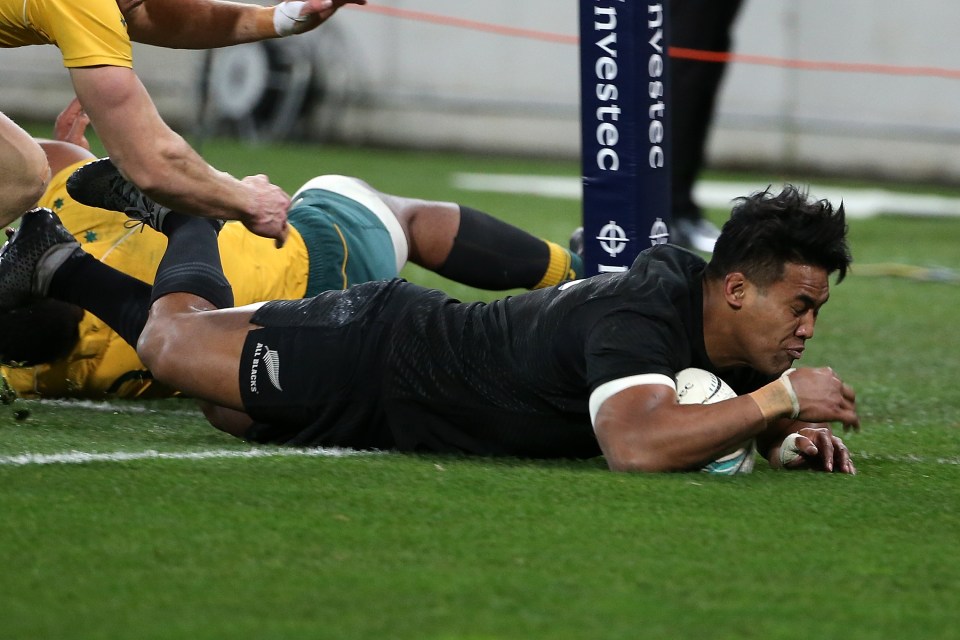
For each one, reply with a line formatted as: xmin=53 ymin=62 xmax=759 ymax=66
xmin=533 ymin=241 xmax=573 ymax=289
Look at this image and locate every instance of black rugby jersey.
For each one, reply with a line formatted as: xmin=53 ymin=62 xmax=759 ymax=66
xmin=246 ymin=244 xmax=769 ymax=458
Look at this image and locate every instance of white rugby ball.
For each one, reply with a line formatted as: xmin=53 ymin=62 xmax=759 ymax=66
xmin=675 ymin=368 xmax=756 ymax=475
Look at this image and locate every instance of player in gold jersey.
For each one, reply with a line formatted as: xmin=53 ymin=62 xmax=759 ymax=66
xmin=0 ymin=0 xmax=363 ymax=241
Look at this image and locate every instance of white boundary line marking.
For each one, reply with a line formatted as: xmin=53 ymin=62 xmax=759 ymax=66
xmin=854 ymin=452 xmax=960 ymax=466
xmin=0 ymin=448 xmax=956 ymax=467
xmin=0 ymin=447 xmax=383 ymax=466
xmin=452 ymin=174 xmax=960 ymax=219
xmin=35 ymin=398 xmax=201 ymax=416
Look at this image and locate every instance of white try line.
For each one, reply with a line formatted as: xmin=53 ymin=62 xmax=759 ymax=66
xmin=0 ymin=447 xmax=383 ymax=467
xmin=452 ymin=174 xmax=960 ymax=220
xmin=37 ymin=398 xmax=201 ymax=416
xmin=0 ymin=448 xmax=957 ymax=467
xmin=854 ymin=452 xmax=960 ymax=466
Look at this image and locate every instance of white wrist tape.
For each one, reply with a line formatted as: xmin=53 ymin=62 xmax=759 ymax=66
xmin=273 ymin=1 xmax=308 ymax=36
xmin=748 ymin=369 xmax=799 ymax=423
xmin=779 ymin=368 xmax=800 ymax=419
xmin=778 ymin=432 xmax=805 ymax=467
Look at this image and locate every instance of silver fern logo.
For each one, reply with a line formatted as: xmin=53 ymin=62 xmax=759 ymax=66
xmin=262 ymin=347 xmax=282 ymax=391
xmin=249 ymin=342 xmax=282 ymax=393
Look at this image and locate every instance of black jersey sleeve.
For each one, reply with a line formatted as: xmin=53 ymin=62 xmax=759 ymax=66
xmin=583 ymin=306 xmax=690 ymax=391
xmin=576 ymin=245 xmax=707 ymax=392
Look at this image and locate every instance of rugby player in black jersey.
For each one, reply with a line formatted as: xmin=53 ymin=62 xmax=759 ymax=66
xmin=0 ymin=177 xmax=859 ymax=474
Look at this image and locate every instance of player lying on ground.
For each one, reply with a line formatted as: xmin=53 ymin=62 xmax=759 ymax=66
xmin=0 ymin=107 xmax=581 ymax=399
xmin=0 ymin=170 xmax=859 ymax=474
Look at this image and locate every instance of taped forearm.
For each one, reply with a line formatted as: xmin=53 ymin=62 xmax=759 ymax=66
xmin=126 ymin=0 xmax=308 ymax=48
xmin=748 ymin=369 xmax=800 ymax=423
xmin=209 ymin=1 xmax=310 ymax=43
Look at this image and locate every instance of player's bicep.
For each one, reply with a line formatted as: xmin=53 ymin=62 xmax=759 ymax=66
xmin=590 ymin=376 xmax=677 ymax=472
xmin=588 ymin=373 xmax=675 ymax=428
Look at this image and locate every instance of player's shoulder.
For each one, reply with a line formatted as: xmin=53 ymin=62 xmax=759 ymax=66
xmin=630 ymin=243 xmax=707 ymax=275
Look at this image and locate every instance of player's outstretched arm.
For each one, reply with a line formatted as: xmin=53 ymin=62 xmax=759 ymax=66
xmin=593 ymin=382 xmax=770 ymax=473
xmin=70 ymin=65 xmax=290 ymax=245
xmin=593 ymin=367 xmax=859 ymax=474
xmin=121 ymin=0 xmax=366 ymax=48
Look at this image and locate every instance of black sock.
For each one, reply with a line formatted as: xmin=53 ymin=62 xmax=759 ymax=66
xmin=151 ymin=214 xmax=233 ymax=309
xmin=436 ymin=206 xmax=580 ymax=290
xmin=48 ymin=252 xmax=152 ymax=348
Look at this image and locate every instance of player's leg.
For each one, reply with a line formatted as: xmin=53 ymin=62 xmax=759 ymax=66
xmin=0 ymin=298 xmax=84 ymax=366
xmin=65 ymin=159 xmax=261 ymax=414
xmin=0 ymin=169 xmax=258 ymax=429
xmin=396 ymin=199 xmax=583 ymax=289
xmin=129 ymin=208 xmax=249 ymax=409
xmin=137 ymin=295 xmax=257 ymax=412
xmin=0 ymin=112 xmax=51 ymax=226
xmin=197 ymin=401 xmax=256 ymax=438
xmin=669 ymin=0 xmax=745 ymax=252
xmin=0 ymin=209 xmax=233 ymax=400
xmin=294 ymin=175 xmax=583 ymax=290
xmin=0 ymin=206 xmax=244 ymax=406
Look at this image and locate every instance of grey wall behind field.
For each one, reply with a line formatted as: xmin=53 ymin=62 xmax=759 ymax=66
xmin=2 ymin=1 xmax=958 ymax=182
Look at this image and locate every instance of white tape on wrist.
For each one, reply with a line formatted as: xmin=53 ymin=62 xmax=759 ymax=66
xmin=779 ymin=368 xmax=800 ymax=419
xmin=778 ymin=432 xmax=804 ymax=467
xmin=273 ymin=1 xmax=308 ymax=36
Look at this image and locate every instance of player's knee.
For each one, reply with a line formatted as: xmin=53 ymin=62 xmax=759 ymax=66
xmin=22 ymin=145 xmax=51 ymax=204
xmin=20 ymin=178 xmax=46 ymax=212
xmin=136 ymin=320 xmax=182 ymax=386
xmin=1 ymin=168 xmax=50 ymax=223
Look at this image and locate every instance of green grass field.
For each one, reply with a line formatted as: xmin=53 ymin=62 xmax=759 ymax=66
xmin=1 ymin=135 xmax=959 ymax=639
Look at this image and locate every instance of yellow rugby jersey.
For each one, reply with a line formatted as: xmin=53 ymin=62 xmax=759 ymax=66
xmin=2 ymin=159 xmax=310 ymax=399
xmin=0 ymin=0 xmax=132 ymax=67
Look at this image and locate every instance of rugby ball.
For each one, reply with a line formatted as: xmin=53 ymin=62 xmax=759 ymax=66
xmin=675 ymin=368 xmax=756 ymax=475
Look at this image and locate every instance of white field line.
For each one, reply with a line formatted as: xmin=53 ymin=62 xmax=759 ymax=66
xmin=36 ymin=398 xmax=201 ymax=416
xmin=0 ymin=447 xmax=956 ymax=467
xmin=452 ymin=174 xmax=960 ymax=220
xmin=853 ymin=452 xmax=960 ymax=466
xmin=0 ymin=447 xmax=383 ymax=466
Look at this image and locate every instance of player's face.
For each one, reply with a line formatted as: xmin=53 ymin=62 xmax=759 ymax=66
xmin=740 ymin=263 xmax=831 ymax=376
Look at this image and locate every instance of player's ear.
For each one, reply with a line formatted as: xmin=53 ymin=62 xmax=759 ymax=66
xmin=723 ymin=272 xmax=747 ymax=309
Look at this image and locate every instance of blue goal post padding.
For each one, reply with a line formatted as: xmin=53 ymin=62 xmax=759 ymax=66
xmin=579 ymin=1 xmax=672 ymax=276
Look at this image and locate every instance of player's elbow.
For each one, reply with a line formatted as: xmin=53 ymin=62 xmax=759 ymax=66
xmin=598 ymin=421 xmax=690 ymax=473
xmin=604 ymin=447 xmax=683 ymax=473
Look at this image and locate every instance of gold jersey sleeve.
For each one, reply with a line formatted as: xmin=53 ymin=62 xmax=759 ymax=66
xmin=2 ymin=159 xmax=309 ymax=399
xmin=0 ymin=0 xmax=132 ymax=68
